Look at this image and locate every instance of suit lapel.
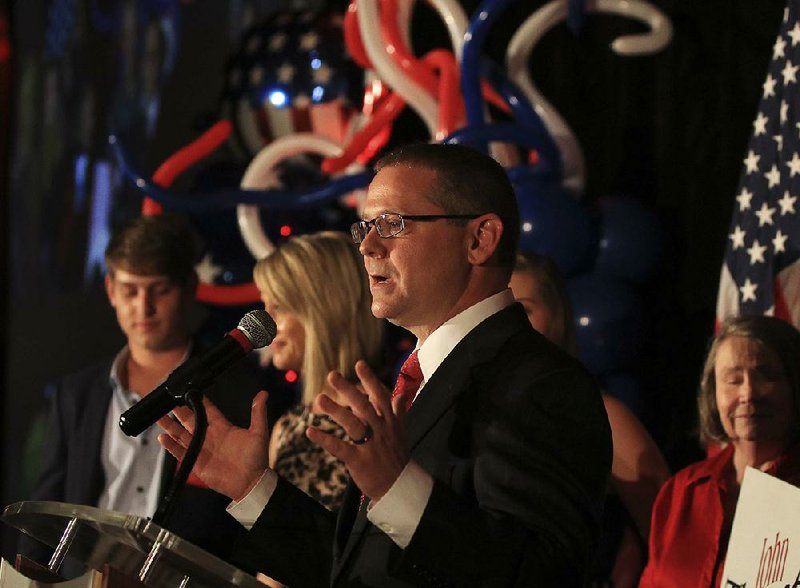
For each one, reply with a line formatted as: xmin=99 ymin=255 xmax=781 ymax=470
xmin=332 ymin=304 xmax=530 ymax=583
xmin=405 ymin=304 xmax=528 ymax=449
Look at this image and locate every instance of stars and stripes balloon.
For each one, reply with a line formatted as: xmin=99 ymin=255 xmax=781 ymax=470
xmin=220 ymin=9 xmax=363 ymax=156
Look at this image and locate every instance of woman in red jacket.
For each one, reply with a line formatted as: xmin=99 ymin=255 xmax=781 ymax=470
xmin=639 ymin=314 xmax=800 ymax=587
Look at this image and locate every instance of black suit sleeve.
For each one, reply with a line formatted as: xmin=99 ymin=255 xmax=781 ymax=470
xmin=391 ymin=348 xmax=611 ymax=586
xmin=231 ymin=476 xmax=337 ymax=587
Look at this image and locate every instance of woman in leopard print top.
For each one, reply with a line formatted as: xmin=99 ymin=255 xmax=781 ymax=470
xmin=253 ymin=231 xmax=384 ymax=511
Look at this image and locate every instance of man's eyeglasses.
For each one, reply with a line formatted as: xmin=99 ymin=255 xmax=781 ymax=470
xmin=350 ymin=212 xmax=484 ymax=244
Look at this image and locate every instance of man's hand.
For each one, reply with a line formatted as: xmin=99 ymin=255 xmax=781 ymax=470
xmin=158 ymin=390 xmax=271 ymax=501
xmin=307 ymin=361 xmax=410 ymax=500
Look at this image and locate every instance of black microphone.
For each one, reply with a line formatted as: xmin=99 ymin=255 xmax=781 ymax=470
xmin=119 ymin=309 xmax=277 ymax=437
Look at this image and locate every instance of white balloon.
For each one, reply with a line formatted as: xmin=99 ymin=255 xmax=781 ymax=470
xmin=422 ymin=0 xmax=470 ymax=61
xmin=506 ymin=0 xmax=673 ymax=195
xmin=357 ymin=0 xmax=439 ymax=138
xmin=237 ymin=133 xmax=356 ymax=260
xmin=396 ymin=0 xmax=414 ymax=52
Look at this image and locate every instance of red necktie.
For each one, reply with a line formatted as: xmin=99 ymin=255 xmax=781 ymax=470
xmin=358 ymin=351 xmax=424 ymax=511
xmin=392 ymin=350 xmax=423 ymax=411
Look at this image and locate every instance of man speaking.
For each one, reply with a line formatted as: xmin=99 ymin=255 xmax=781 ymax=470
xmin=159 ymin=143 xmax=612 ymax=587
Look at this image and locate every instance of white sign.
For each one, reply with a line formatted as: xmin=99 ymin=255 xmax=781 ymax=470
xmin=723 ymin=467 xmax=800 ymax=588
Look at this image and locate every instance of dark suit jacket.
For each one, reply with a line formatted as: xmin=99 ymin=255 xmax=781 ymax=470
xmin=233 ymin=303 xmax=612 ymax=587
xmin=22 ymin=347 xmax=260 ymax=571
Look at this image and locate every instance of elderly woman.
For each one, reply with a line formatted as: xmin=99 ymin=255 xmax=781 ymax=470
xmin=510 ymin=252 xmax=670 ymax=587
xmin=639 ymin=314 xmax=800 ymax=587
xmin=253 ymin=231 xmax=384 ymax=512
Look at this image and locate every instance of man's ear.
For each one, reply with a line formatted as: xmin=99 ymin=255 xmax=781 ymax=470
xmin=466 ymin=213 xmax=504 ymax=265
xmin=104 ymin=274 xmax=116 ymax=307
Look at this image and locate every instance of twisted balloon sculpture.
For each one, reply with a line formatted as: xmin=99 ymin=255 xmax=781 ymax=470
xmin=111 ymin=0 xmax=672 ymax=322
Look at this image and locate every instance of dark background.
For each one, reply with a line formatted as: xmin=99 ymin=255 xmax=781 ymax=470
xmin=0 ymin=0 xmax=787 ymax=558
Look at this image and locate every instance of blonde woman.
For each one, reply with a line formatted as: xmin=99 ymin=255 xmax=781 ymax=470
xmin=253 ymin=230 xmax=384 ymax=512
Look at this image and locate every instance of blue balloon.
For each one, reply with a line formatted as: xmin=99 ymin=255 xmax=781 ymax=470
xmin=445 ymin=124 xmax=561 ymax=179
xmin=567 ymin=273 xmax=645 ymax=374
xmin=594 ymin=196 xmax=662 ymax=285
xmin=512 ymin=172 xmax=592 ymax=276
xmin=109 ymin=134 xmax=373 ymax=213
xmin=461 ymin=0 xmax=517 ymax=137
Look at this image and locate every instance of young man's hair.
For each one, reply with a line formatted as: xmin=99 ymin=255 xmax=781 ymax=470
xmin=105 ymin=213 xmax=202 ymax=284
xmin=375 ymin=142 xmax=520 ymax=274
xmin=253 ymin=231 xmax=384 ymax=404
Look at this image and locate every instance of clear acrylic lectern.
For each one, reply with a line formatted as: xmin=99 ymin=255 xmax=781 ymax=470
xmin=2 ymin=501 xmax=262 ymax=587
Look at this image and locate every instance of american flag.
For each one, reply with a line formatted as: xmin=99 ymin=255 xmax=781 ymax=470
xmin=717 ymin=1 xmax=800 ymax=328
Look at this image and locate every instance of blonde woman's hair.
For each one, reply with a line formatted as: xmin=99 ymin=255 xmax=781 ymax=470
xmin=253 ymin=231 xmax=384 ymax=404
xmin=513 ymin=251 xmax=577 ymax=355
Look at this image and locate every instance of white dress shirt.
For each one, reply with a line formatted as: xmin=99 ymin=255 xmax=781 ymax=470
xmin=97 ymin=345 xmax=188 ymax=518
xmin=97 ymin=347 xmax=164 ymax=517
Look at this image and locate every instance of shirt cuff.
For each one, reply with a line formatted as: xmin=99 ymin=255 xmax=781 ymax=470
xmin=366 ymin=460 xmax=433 ymax=548
xmin=226 ymin=469 xmax=277 ymax=530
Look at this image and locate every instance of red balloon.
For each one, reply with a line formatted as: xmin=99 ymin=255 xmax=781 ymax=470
xmin=144 ymin=119 xmax=262 ymax=306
